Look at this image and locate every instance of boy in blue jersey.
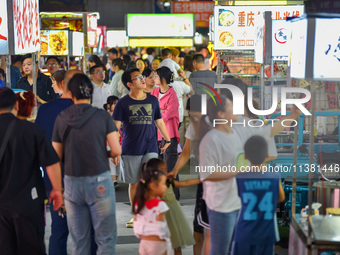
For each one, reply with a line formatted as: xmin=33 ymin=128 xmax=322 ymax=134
xmin=233 ymin=136 xmax=285 ymax=255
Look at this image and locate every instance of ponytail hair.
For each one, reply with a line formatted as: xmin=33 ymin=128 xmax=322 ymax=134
xmin=132 ymin=162 xmax=166 ymax=214
xmin=156 ymin=66 xmax=174 ymax=85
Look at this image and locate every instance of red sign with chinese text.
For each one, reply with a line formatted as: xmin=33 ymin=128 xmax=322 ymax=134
xmin=13 ymin=0 xmax=40 ymax=54
xmin=172 ymin=1 xmax=214 ymax=27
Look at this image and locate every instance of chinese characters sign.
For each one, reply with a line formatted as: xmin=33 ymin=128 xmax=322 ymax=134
xmin=314 ymin=18 xmax=340 ymax=80
xmin=0 ymin=0 xmax=9 ymax=54
xmin=214 ymin=5 xmax=304 ymax=50
xmin=13 ymin=0 xmax=40 ymax=54
xmin=172 ymin=1 xmax=214 ymax=27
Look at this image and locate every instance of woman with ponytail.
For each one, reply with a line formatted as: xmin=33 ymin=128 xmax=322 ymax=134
xmin=52 ymin=73 xmax=121 ymax=254
xmin=151 ymin=66 xmax=181 ymax=199
xmin=132 ymin=163 xmax=170 ymax=255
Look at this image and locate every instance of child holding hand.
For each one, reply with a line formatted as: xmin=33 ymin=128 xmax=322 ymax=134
xmin=132 ymin=166 xmax=171 ymax=255
xmin=147 ymin=158 xmax=200 ymax=255
xmin=233 ymin=136 xmax=285 ymax=255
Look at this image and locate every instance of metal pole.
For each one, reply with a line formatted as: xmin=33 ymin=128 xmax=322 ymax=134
xmin=5 ymin=55 xmax=11 ymax=88
xmin=32 ymin=52 xmax=37 ymax=97
xmin=270 ymin=57 xmax=274 ymax=106
xmin=260 ymin=64 xmax=264 ymax=110
xmin=292 ymin=120 xmax=299 ymax=219
xmin=308 ymin=80 xmax=316 ymax=247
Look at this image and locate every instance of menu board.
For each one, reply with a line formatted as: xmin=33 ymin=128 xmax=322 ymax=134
xmin=314 ymin=18 xmax=340 ymax=80
xmin=13 ymin=0 xmax=40 ymax=54
xmin=40 ymin=30 xmax=69 ymax=55
xmin=0 ymin=0 xmax=9 ymax=54
xmin=72 ymin=32 xmax=84 ymax=56
xmin=107 ymin=30 xmax=128 ymax=47
xmin=127 ymin=14 xmax=194 ymax=38
xmin=214 ymin=5 xmax=304 ymax=50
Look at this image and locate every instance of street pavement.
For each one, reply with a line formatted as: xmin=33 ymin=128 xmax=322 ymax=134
xmin=44 ymin=165 xmax=288 ymax=255
xmin=45 ymin=165 xmax=198 ymax=255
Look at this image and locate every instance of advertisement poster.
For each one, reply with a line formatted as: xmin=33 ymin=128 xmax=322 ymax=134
xmin=127 ymin=14 xmax=194 ymax=38
xmin=172 ymin=1 xmax=214 ymax=27
xmin=13 ymin=0 xmax=40 ymax=54
xmin=0 ymin=0 xmax=9 ymax=55
xmin=41 ymin=30 xmax=68 ymax=55
xmin=214 ymin=5 xmax=304 ymax=50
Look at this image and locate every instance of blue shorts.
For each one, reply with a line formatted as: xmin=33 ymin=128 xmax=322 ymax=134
xmin=232 ymin=242 xmax=274 ymax=255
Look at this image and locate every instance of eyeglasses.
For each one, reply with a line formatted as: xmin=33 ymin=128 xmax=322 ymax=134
xmin=95 ymin=70 xmax=105 ymax=74
xmin=47 ymin=63 xmax=58 ymax=67
xmin=153 ymin=75 xmax=159 ymax=78
xmin=131 ymin=75 xmax=145 ymax=82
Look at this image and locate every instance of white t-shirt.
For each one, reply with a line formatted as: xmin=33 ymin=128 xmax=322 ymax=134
xmin=185 ymin=123 xmax=196 ymax=141
xmin=199 ymin=125 xmax=272 ymax=213
xmin=159 ymin=59 xmax=181 ymax=79
xmin=170 ymin=81 xmax=191 ymax=122
xmin=117 ymin=80 xmax=129 ymax=98
xmin=134 ymin=199 xmax=170 ymax=240
xmin=237 ymin=116 xmax=278 ymax=158
xmin=92 ymin=82 xmax=111 ymax=109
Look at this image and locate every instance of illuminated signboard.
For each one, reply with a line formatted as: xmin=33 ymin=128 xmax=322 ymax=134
xmin=40 ymin=30 xmax=69 ymax=55
xmin=127 ymin=14 xmax=194 ymax=38
xmin=97 ymin=26 xmax=107 ymax=49
xmin=0 ymin=0 xmax=9 ymax=54
xmin=129 ymin=38 xmax=193 ymax=47
xmin=313 ymin=18 xmax=340 ymax=80
xmin=172 ymin=1 xmax=214 ymax=27
xmin=87 ymin=14 xmax=97 ymax=47
xmin=214 ymin=5 xmax=304 ymax=50
xmin=72 ymin=32 xmax=84 ymax=56
xmin=13 ymin=0 xmax=41 ymax=54
xmin=107 ymin=30 xmax=128 ymax=47
xmin=290 ymin=15 xmax=340 ymax=80
xmin=289 ymin=18 xmax=308 ymax=79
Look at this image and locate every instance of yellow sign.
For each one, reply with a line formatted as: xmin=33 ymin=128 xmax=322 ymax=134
xmin=129 ymin=38 xmax=193 ymax=47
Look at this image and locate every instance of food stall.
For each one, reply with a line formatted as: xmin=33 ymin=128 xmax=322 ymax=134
xmin=126 ymin=13 xmax=195 ymax=48
xmin=213 ymin=5 xmax=304 ymax=104
xmin=39 ymin=12 xmax=98 ymax=72
xmin=286 ymin=13 xmax=340 ymax=254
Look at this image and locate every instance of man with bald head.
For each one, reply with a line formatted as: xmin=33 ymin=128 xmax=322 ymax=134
xmin=35 ymin=69 xmax=85 ymax=255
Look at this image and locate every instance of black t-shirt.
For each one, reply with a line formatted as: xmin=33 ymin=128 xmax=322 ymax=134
xmin=113 ymin=94 xmax=162 ymax=155
xmin=17 ymin=72 xmax=57 ymax=103
xmin=0 ymin=113 xmax=59 ymax=214
xmin=52 ymin=104 xmax=118 ymax=177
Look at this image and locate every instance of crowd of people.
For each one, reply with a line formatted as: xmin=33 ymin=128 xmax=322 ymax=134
xmin=0 ymin=46 xmax=300 ymax=255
